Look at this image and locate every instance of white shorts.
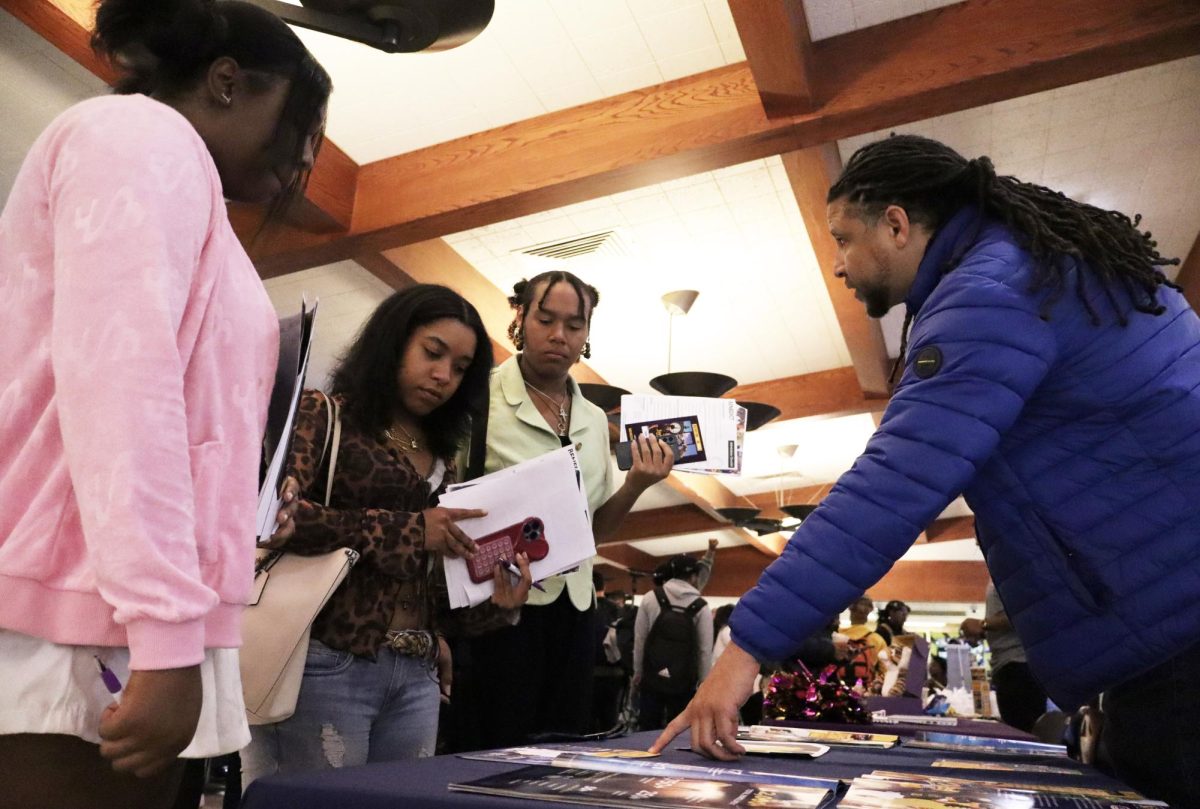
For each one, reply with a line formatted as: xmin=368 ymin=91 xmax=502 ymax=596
xmin=0 ymin=629 xmax=250 ymax=758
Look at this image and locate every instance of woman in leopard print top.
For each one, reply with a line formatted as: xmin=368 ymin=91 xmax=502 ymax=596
xmin=242 ymin=285 xmax=531 ymax=783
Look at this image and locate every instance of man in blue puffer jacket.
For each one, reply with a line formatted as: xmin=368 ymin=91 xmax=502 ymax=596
xmin=652 ymin=135 xmax=1200 ymax=807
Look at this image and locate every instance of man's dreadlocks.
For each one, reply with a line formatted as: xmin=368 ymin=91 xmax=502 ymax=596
xmin=828 ymin=134 xmax=1180 ymax=326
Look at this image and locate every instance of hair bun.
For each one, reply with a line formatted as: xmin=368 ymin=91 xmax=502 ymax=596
xmin=507 ymin=279 xmax=529 ymax=308
xmin=93 ymin=0 xmax=224 ymax=93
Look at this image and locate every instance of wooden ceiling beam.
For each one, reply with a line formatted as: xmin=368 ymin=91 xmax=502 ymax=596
xmin=922 ymin=515 xmax=976 ymax=544
xmin=866 ymin=561 xmax=990 ymax=604
xmin=4 ymin=0 xmax=359 ymax=234
xmin=726 ymin=367 xmax=889 ymax=424
xmin=740 ymin=483 xmax=831 ymax=517
xmin=728 ymin=0 xmax=816 ymax=117
xmin=597 ymin=504 xmax=722 ymax=546
xmin=243 ymin=0 xmax=1200 ymax=275
xmin=689 ymin=549 xmax=989 ymax=602
xmin=594 ymin=544 xmax=660 ymax=577
xmin=782 ymin=145 xmax=893 ymax=396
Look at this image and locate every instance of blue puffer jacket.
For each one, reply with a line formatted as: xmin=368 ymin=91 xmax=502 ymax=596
xmin=731 ymin=207 xmax=1200 ymax=711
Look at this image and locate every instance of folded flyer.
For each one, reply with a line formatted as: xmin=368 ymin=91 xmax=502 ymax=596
xmin=905 ymin=730 xmax=1068 ymax=757
xmin=619 ymin=394 xmax=746 ymax=475
xmin=450 ymin=765 xmax=838 ymax=809
xmin=742 ymin=725 xmax=898 ymax=749
xmin=462 ymin=746 xmax=840 ymax=789
xmin=839 ymin=770 xmax=1165 ymax=808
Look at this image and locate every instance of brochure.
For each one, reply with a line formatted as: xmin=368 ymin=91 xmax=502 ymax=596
xmin=450 ymin=765 xmax=838 ymax=809
xmin=255 ymin=298 xmax=318 ymax=541
xmin=620 ymin=394 xmax=746 ymax=475
xmin=440 ymin=445 xmax=593 ymax=608
xmin=866 ymin=771 xmax=1156 ymax=802
xmin=742 ymin=725 xmax=898 ymax=749
xmin=905 ymin=730 xmax=1068 ymax=757
xmin=682 ymin=739 xmax=830 ymax=758
xmin=839 ymin=771 xmax=1166 ymax=807
xmin=932 ymin=759 xmax=1084 ymax=776
xmin=462 ymin=747 xmax=841 ymax=790
xmin=869 ymin=712 xmax=958 ymax=726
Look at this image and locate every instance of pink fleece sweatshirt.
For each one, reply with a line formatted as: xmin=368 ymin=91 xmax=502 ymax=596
xmin=0 ymin=94 xmax=279 ymax=670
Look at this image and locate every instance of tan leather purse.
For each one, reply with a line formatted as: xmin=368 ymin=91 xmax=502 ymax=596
xmin=241 ymin=392 xmax=358 ymax=725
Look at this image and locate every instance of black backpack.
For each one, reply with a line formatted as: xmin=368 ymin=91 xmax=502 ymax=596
xmin=642 ymin=587 xmax=706 ymax=696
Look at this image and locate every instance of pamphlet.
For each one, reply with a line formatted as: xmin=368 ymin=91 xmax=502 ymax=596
xmin=932 ymin=759 xmax=1084 ymax=776
xmin=742 ymin=725 xmax=898 ymax=749
xmin=255 ymin=299 xmax=318 ymax=541
xmin=440 ymin=446 xmax=593 ymax=608
xmin=870 ymin=712 xmax=958 ymax=726
xmin=838 ymin=770 xmax=1166 ymax=807
xmin=682 ymin=739 xmax=829 ymax=758
xmin=450 ymin=765 xmax=838 ymax=809
xmin=905 ymin=730 xmax=1068 ymax=757
xmin=462 ymin=747 xmax=841 ymax=790
xmin=620 ymin=394 xmax=746 ymax=475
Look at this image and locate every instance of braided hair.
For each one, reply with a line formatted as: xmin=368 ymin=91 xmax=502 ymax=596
xmin=507 ymin=270 xmax=600 ymax=358
xmin=828 ymin=135 xmax=1180 ymax=326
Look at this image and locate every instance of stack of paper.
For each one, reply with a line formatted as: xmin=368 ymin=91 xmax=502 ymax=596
xmin=255 ymin=299 xmax=318 ymax=542
xmin=440 ymin=446 xmax=593 ymax=608
xmin=619 ymin=394 xmax=746 ymax=475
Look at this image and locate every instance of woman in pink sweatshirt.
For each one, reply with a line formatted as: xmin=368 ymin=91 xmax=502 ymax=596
xmin=0 ymin=1 xmax=330 ymax=806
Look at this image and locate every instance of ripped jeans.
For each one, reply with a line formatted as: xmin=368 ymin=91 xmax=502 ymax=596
xmin=241 ymin=639 xmax=440 ymax=787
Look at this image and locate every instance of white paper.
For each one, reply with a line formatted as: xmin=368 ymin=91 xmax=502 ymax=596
xmin=255 ymin=299 xmax=318 ymax=541
xmin=619 ymin=394 xmax=746 ymax=475
xmin=440 ymin=446 xmax=593 ymax=608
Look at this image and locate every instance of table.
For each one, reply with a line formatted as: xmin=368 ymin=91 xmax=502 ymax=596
xmin=240 ymin=729 xmax=1131 ymax=809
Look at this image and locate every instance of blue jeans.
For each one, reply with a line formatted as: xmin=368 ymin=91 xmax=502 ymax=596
xmin=241 ymin=639 xmax=440 ymax=787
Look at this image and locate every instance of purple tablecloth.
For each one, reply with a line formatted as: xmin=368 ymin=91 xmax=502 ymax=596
xmin=241 ymin=728 xmax=1120 ymax=809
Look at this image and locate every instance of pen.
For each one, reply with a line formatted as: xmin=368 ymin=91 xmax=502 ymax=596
xmin=94 ymin=655 xmax=123 ymax=703
xmin=498 ymin=558 xmax=546 ymax=592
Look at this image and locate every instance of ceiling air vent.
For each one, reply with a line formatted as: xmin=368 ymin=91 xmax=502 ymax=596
xmin=514 ymin=229 xmax=632 ymax=264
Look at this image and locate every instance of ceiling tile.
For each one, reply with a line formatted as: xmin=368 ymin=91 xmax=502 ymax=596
xmin=595 ymin=63 xmax=667 ymax=97
xmin=635 ymin=5 xmax=719 ymax=63
xmin=657 ymin=46 xmax=727 ymax=82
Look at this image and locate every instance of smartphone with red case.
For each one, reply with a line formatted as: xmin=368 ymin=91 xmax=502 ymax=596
xmin=467 ymin=517 xmax=550 ymax=584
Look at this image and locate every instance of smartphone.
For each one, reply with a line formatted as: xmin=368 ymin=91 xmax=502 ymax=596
xmin=466 ymin=517 xmax=549 ymax=584
xmin=616 ymin=434 xmax=685 ymax=470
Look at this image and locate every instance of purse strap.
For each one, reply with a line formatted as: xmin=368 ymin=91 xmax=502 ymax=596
xmin=319 ymin=391 xmax=343 ymax=507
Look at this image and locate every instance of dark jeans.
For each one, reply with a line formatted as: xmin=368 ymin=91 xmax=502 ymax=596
xmin=638 ymin=688 xmax=693 ymax=732
xmin=453 ymin=597 xmax=596 ymax=751
xmin=993 ymin=661 xmax=1047 ymax=733
xmin=1103 ymin=641 xmax=1200 ymax=808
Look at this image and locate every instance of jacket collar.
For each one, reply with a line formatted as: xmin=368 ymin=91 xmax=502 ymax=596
xmin=904 ymin=206 xmax=985 ymax=317
xmin=497 ymin=354 xmax=590 ymax=440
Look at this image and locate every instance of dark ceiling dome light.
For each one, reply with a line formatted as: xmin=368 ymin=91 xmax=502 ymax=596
xmin=649 ymin=371 xmax=738 ymax=399
xmin=743 ymin=517 xmax=783 ymax=535
xmin=741 ymin=401 xmax=782 ymax=431
xmin=780 ymin=504 xmax=819 ymax=521
xmin=246 ymin=0 xmax=493 ymax=52
xmin=578 ymin=383 xmax=630 ymax=414
xmin=715 ymin=507 xmax=760 ymax=525
xmin=652 ymin=290 xmax=739 ymax=398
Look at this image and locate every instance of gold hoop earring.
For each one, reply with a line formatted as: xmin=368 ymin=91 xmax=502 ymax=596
xmin=507 ymin=321 xmax=524 ymax=351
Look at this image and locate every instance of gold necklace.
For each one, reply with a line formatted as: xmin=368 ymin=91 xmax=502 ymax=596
xmin=524 ymin=380 xmax=569 ymax=435
xmin=385 ymin=422 xmax=420 ymax=452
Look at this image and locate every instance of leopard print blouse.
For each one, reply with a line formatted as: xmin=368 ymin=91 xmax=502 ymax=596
xmin=283 ymin=389 xmax=513 ymax=659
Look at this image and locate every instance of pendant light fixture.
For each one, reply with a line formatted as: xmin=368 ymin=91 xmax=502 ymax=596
xmin=648 ymin=290 xmax=738 ymax=399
